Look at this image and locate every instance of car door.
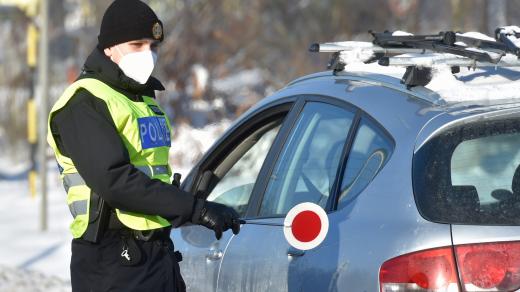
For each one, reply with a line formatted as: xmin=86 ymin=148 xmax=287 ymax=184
xmin=216 ymin=99 xmax=358 ymax=292
xmin=171 ymin=101 xmax=294 ymax=292
xmin=297 ymin=115 xmax=395 ymax=291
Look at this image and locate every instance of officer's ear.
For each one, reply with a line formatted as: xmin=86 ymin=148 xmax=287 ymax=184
xmin=104 ymin=47 xmax=113 ymax=59
xmin=104 ymin=46 xmax=119 ymax=64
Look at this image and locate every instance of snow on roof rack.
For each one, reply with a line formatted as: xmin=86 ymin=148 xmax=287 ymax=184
xmin=309 ymin=27 xmax=520 ymax=88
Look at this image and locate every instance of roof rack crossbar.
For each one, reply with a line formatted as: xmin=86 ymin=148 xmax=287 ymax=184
xmin=309 ymin=27 xmax=520 ymax=87
xmin=311 ymin=43 xmax=427 ymax=54
xmin=380 ymin=55 xmax=520 ymax=67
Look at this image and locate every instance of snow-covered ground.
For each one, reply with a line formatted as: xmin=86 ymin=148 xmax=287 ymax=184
xmin=170 ymin=120 xmax=231 ymax=170
xmin=0 ymin=158 xmax=72 ymax=291
xmin=0 ymin=120 xmax=230 ymax=291
xmin=0 ymin=265 xmax=69 ymax=292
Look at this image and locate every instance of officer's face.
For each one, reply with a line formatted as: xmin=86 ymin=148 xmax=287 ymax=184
xmin=104 ymin=39 xmax=160 ymax=65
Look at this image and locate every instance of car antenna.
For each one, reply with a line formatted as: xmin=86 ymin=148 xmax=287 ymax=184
xmin=309 ymin=26 xmax=520 ymax=88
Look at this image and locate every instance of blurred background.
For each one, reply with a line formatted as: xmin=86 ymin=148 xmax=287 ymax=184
xmin=0 ymin=0 xmax=518 ymax=290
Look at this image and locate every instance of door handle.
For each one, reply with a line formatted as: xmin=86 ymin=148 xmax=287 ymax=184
xmin=206 ymin=248 xmax=223 ymax=261
xmin=287 ymin=247 xmax=305 ymax=257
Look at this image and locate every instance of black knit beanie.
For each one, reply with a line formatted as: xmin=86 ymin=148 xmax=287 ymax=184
xmin=97 ymin=0 xmax=164 ymax=49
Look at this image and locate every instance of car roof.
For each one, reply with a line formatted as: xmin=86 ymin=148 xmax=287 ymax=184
xmin=289 ymin=63 xmax=520 ymax=108
xmin=243 ymin=65 xmax=520 ymax=153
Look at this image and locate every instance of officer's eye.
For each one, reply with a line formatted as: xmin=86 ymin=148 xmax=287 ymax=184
xmin=130 ymin=42 xmax=144 ymax=48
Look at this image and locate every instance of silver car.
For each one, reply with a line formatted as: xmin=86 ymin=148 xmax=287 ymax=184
xmin=170 ymin=65 xmax=520 ymax=292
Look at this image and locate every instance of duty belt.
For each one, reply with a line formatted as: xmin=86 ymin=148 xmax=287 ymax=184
xmin=118 ymin=224 xmax=172 ymax=242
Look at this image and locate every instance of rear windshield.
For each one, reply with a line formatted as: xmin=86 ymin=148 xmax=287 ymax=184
xmin=413 ymin=117 xmax=520 ymax=225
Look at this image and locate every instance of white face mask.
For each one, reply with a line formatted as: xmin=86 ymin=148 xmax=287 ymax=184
xmin=115 ymin=46 xmax=158 ymax=84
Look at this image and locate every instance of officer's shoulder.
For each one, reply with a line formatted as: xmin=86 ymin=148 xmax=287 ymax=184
xmin=53 ymin=87 xmax=112 ymax=127
xmin=68 ymin=87 xmax=97 ymax=107
xmin=64 ymin=73 xmax=100 ymax=105
xmin=51 ymin=88 xmax=94 ymax=125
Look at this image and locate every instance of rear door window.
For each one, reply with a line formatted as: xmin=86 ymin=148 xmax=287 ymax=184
xmin=413 ymin=117 xmax=520 ymax=225
xmin=258 ymin=102 xmax=356 ymax=217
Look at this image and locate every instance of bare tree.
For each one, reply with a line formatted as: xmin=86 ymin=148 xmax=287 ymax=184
xmin=486 ymin=0 xmax=507 ymax=34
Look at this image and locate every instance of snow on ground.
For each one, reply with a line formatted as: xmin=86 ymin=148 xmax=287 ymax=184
xmin=0 ymin=159 xmax=72 ymax=291
xmin=170 ymin=120 xmax=231 ymax=172
xmin=0 ymin=265 xmax=69 ymax=292
xmin=0 ymin=121 xmax=229 ymax=291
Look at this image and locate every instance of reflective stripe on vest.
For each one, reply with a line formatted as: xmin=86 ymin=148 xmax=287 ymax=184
xmin=69 ymin=200 xmax=88 ymax=218
xmin=63 ymin=173 xmax=85 ymax=193
xmin=48 ymin=78 xmax=173 ymax=238
xmin=62 ymin=165 xmax=169 ymax=192
xmin=141 ymin=165 xmax=169 ymax=177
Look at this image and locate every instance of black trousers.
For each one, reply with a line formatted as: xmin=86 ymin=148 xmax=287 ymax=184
xmin=71 ymin=230 xmax=186 ymax=292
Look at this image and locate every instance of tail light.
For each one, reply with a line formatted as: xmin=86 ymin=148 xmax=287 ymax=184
xmin=455 ymin=241 xmax=520 ymax=291
xmin=380 ymin=247 xmax=460 ymax=291
xmin=380 ymin=242 xmax=520 ymax=292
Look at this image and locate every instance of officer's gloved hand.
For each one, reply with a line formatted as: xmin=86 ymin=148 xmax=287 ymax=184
xmin=192 ymin=199 xmax=241 ymax=240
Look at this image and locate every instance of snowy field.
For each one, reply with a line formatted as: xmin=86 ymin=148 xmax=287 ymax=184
xmin=0 ymin=121 xmax=229 ymax=291
xmin=0 ymin=158 xmax=71 ymax=291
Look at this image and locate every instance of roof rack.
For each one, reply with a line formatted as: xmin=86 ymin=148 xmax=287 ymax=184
xmin=309 ymin=26 xmax=520 ymax=88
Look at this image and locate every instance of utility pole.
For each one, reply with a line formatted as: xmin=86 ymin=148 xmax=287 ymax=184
xmin=27 ymin=16 xmax=38 ymax=199
xmin=38 ymin=0 xmax=49 ymax=231
xmin=0 ymin=0 xmax=47 ymax=230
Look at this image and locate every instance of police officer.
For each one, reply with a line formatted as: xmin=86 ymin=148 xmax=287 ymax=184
xmin=47 ymin=0 xmax=240 ymax=291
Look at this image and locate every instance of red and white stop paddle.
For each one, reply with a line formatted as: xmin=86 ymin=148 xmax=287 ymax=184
xmin=283 ymin=202 xmax=329 ymax=250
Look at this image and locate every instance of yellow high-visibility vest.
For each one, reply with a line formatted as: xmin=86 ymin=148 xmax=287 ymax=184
xmin=47 ymin=78 xmax=172 ymax=238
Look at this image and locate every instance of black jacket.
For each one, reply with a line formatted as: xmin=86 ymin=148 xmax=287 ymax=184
xmin=50 ymin=48 xmax=199 ymax=226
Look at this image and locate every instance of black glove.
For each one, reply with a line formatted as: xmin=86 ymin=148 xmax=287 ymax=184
xmin=192 ymin=199 xmax=241 ymax=240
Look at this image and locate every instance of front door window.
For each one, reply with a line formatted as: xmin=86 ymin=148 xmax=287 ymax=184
xmin=207 ymin=120 xmax=282 ymax=216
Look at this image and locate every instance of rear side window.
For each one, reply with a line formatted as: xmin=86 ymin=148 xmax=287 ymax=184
xmin=413 ymin=117 xmax=520 ymax=225
xmin=337 ymin=117 xmax=394 ymax=209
